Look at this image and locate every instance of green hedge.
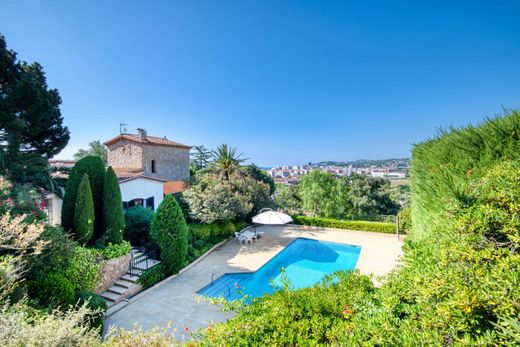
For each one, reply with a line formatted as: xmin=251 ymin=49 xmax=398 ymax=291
xmin=292 ymin=215 xmax=396 ymax=233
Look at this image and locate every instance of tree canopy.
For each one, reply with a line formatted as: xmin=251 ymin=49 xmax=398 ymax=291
xmin=0 ymin=34 xmax=69 ymax=185
xmin=73 ymin=140 xmax=107 ymax=164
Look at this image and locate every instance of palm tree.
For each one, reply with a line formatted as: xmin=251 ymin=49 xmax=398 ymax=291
xmin=210 ymin=144 xmax=246 ymax=180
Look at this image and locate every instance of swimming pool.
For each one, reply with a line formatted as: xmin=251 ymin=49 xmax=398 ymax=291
xmin=197 ymin=237 xmax=361 ymax=300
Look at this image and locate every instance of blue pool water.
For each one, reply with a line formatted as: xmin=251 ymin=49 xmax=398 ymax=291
xmin=197 ymin=237 xmax=361 ymax=300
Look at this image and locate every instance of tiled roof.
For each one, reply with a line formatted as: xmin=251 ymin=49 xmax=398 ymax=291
xmin=163 ymin=181 xmax=186 ymax=194
xmin=112 ymin=167 xmax=166 ymax=183
xmin=104 ymin=133 xmax=191 ymax=149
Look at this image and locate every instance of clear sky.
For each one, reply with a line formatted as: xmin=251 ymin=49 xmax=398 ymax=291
xmin=1 ymin=1 xmax=519 ymax=166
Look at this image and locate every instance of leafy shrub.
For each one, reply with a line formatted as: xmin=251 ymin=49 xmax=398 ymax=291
xmin=102 ymin=167 xmax=124 ymax=244
xmin=188 ymin=223 xmax=212 ymax=240
xmin=292 ymin=215 xmax=396 ymax=233
xmin=61 ymin=156 xmax=105 ymax=238
xmin=62 ymin=246 xmax=101 ymax=292
xmin=73 ymin=174 xmax=95 ymax=245
xmin=150 ymin=195 xmax=188 ymax=275
xmin=200 ymin=271 xmax=375 ymax=345
xmin=397 ymin=207 xmax=411 ymax=233
xmin=124 ymin=205 xmax=153 ymax=246
xmin=98 ymin=240 xmax=131 ymax=259
xmin=137 ymin=264 xmax=166 ymax=289
xmin=36 ymin=272 xmax=75 ymax=307
xmin=76 ymin=290 xmax=107 ymax=331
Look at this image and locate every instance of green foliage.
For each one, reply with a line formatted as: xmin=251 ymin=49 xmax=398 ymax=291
xmin=73 ymin=140 xmax=107 ymax=164
xmin=62 ymin=246 xmax=101 ymax=292
xmin=274 ymin=183 xmax=302 ymax=214
xmin=190 ymin=145 xmax=212 ymax=172
xmin=348 ymin=174 xmax=400 ymax=217
xmin=242 ymin=164 xmax=276 ymax=194
xmin=0 ymin=35 xmax=70 ymax=187
xmin=124 ymin=205 xmax=153 ymax=246
xmin=102 ymin=167 xmax=124 ymax=244
xmin=292 ymin=215 xmax=396 ymax=233
xmin=397 ymin=207 xmax=411 ymax=233
xmin=73 ymin=174 xmax=95 ymax=245
xmin=200 ymin=271 xmax=375 ymax=345
xmin=188 ymin=223 xmax=212 ymax=240
xmin=62 ymin=156 xmax=105 ymax=238
xmin=210 ymin=144 xmax=246 ymax=180
xmin=150 ymin=195 xmax=188 ymax=275
xmin=299 ymin=170 xmax=349 ymax=218
xmin=183 ymin=173 xmax=252 ymax=223
xmin=98 ymin=241 xmax=131 ymax=259
xmin=76 ymin=290 xmax=107 ymax=331
xmin=36 ymin=272 xmax=75 ymax=307
xmin=137 ymin=264 xmax=166 ymax=289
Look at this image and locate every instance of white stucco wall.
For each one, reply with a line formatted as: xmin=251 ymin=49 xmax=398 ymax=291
xmin=46 ymin=193 xmax=63 ymax=226
xmin=120 ymin=178 xmax=164 ymax=210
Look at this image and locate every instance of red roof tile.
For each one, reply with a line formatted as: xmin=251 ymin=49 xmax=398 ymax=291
xmin=104 ymin=133 xmax=191 ymax=149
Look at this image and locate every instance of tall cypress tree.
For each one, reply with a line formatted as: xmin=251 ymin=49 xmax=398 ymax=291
xmin=73 ymin=174 xmax=94 ymax=245
xmin=102 ymin=166 xmax=124 ymax=244
xmin=150 ymin=195 xmax=188 ymax=275
xmin=61 ymin=156 xmax=105 ymax=238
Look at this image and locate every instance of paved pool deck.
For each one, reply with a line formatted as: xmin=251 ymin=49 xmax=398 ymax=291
xmin=104 ymin=224 xmax=404 ymax=341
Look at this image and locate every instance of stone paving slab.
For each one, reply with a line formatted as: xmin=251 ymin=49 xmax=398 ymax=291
xmin=104 ymin=224 xmax=403 ymax=341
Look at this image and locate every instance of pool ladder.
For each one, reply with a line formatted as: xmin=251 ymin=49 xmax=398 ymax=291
xmin=211 ymin=272 xmax=231 ymax=297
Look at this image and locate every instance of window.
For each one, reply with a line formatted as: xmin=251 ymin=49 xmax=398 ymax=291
xmin=123 ymin=201 xmax=129 ymax=212
xmin=151 ymin=160 xmax=156 ymax=173
xmin=128 ymin=198 xmax=144 ymax=208
xmin=146 ymin=196 xmax=155 ymax=210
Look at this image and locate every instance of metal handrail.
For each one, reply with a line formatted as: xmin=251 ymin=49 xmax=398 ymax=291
xmin=211 ymin=272 xmax=231 ymax=297
xmin=129 ymin=252 xmax=152 ymax=277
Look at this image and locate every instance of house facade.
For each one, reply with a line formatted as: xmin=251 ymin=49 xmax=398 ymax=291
xmin=103 ymin=128 xmax=191 ymax=210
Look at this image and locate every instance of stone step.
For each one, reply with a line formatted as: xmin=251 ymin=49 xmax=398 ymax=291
xmin=114 ymin=279 xmax=134 ymax=289
xmin=101 ymin=291 xmax=121 ymax=302
xmin=121 ymin=273 xmax=140 ymax=283
xmin=107 ymin=284 xmax=127 ymax=295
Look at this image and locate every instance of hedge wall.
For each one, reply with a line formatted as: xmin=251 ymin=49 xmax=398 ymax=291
xmin=292 ymin=215 xmax=396 ymax=233
xmin=411 ymin=110 xmax=520 ymax=239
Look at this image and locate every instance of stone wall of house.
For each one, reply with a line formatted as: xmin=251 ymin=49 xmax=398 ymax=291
xmin=141 ymin=145 xmax=190 ymax=181
xmin=95 ymin=254 xmax=131 ymax=294
xmin=107 ymin=142 xmax=143 ymax=169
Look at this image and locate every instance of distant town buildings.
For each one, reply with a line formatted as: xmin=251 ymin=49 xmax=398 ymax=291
xmin=266 ymin=161 xmax=408 ymax=184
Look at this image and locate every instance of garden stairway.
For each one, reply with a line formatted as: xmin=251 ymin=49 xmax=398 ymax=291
xmin=102 ymin=249 xmax=161 ymax=317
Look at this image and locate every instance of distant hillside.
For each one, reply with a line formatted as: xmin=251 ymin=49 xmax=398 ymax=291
xmin=314 ymin=158 xmax=410 ymax=168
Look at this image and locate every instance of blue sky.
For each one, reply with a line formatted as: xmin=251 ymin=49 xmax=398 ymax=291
xmin=1 ymin=1 xmax=519 ymax=166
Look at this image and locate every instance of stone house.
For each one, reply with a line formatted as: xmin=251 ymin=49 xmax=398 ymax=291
xmin=103 ymin=129 xmax=191 ymax=210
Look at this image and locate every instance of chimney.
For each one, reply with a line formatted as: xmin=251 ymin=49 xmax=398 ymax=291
xmin=137 ymin=128 xmax=147 ymax=141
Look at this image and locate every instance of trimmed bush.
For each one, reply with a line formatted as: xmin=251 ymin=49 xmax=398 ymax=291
xmin=150 ymin=195 xmax=188 ymax=275
xmin=61 ymin=156 xmax=105 ymax=239
xmin=76 ymin=290 xmax=107 ymax=331
xmin=62 ymin=246 xmax=101 ymax=292
xmin=124 ymin=206 xmax=154 ymax=246
xmin=37 ymin=272 xmax=75 ymax=307
xmin=73 ymin=174 xmax=95 ymax=245
xmin=137 ymin=264 xmax=166 ymax=288
xmin=102 ymin=167 xmax=124 ymax=244
xmin=292 ymin=215 xmax=396 ymax=233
